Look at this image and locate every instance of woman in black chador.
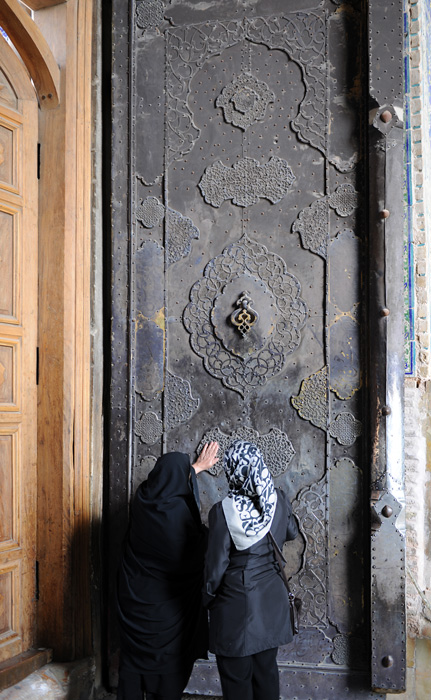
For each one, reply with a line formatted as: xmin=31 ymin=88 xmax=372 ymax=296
xmin=117 ymin=442 xmax=219 ymax=700
xmin=203 ymin=440 xmax=298 ymax=700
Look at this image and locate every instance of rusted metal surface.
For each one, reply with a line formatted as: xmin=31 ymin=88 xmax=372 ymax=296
xmin=107 ymin=0 xmax=406 ymax=696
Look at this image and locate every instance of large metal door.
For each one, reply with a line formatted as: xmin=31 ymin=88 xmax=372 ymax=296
xmin=107 ymin=1 xmax=406 ymax=697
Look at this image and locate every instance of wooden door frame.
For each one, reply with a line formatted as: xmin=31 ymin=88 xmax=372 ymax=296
xmin=0 ymin=0 xmax=98 ymax=676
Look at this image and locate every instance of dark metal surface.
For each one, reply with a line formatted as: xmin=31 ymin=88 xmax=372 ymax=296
xmin=107 ymin=0 xmax=406 ymax=696
xmin=367 ymin=0 xmax=406 ymax=690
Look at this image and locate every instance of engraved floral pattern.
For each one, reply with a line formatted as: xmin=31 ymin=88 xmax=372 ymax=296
xmin=290 ymin=474 xmax=327 ymax=628
xmin=199 ymin=156 xmax=295 ymax=208
xmin=327 ymin=183 xmax=358 ymax=217
xmin=197 ymin=425 xmax=295 ymax=478
xmin=165 ymin=209 xmax=200 ymax=266
xmin=216 ymin=73 xmax=275 ymax=130
xmin=136 ymin=0 xmax=165 ymax=32
xmin=183 ymin=235 xmax=308 ymax=397
xmin=135 ymin=411 xmax=163 ymax=444
xmin=136 ymin=196 xmax=165 ymax=228
xmin=329 ymin=412 xmax=362 ymax=446
xmin=291 ymin=199 xmax=328 ymax=258
xmin=165 ymin=371 xmax=200 ymax=430
xmin=291 ymin=366 xmax=328 ymax=431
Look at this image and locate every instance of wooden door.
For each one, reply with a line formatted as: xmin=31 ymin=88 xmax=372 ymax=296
xmin=0 ymin=36 xmax=38 ymax=663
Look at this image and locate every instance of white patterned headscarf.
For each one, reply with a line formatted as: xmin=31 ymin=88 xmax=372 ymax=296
xmin=221 ymin=440 xmax=277 ymax=551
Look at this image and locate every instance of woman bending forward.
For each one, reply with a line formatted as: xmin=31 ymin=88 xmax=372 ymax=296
xmin=203 ymin=440 xmax=298 ymax=700
xmin=117 ymin=442 xmax=219 ymax=700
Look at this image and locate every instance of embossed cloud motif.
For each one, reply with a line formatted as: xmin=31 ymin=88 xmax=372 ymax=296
xmin=197 ymin=426 xmax=295 ymax=478
xmin=136 ymin=0 xmax=165 ymax=32
xmin=136 ymin=197 xmax=200 ymax=266
xmin=216 ymin=73 xmax=275 ymax=131
xmin=183 ymin=235 xmax=308 ymax=397
xmin=199 ymin=156 xmax=295 ymax=208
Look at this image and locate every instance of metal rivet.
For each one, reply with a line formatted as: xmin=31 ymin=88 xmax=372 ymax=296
xmin=380 ymin=110 xmax=392 ymax=123
xmin=382 ymin=505 xmax=393 ymax=518
xmin=381 ymin=308 xmax=390 ymax=317
xmin=382 ymin=655 xmax=394 ymax=667
xmin=382 ymin=406 xmax=391 ymax=416
xmin=42 ymin=94 xmax=46 ymax=100
xmin=381 ymin=209 xmax=390 ymax=218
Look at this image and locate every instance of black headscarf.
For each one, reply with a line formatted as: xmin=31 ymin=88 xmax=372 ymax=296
xmin=117 ymin=452 xmax=208 ymax=673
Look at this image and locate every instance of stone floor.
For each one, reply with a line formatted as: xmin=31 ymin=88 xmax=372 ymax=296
xmin=0 ymin=659 xmax=94 ymax=700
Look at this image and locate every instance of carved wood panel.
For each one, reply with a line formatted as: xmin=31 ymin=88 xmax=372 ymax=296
xmin=0 ymin=36 xmax=38 ymax=664
xmin=109 ymin=0 xmax=405 ymax=696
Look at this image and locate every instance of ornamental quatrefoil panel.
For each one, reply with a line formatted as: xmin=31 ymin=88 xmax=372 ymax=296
xmin=183 ymin=235 xmax=308 ymax=396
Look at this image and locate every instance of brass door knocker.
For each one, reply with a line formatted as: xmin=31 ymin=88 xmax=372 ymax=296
xmin=230 ymin=291 xmax=259 ymax=337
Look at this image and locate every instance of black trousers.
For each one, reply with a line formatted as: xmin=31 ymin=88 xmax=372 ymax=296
xmin=117 ymin=662 xmax=193 ymax=700
xmin=216 ymin=647 xmax=279 ymax=700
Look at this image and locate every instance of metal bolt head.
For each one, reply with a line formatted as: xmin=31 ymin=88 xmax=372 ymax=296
xmin=382 ymin=405 xmax=391 ymax=416
xmin=382 ymin=505 xmax=393 ymax=518
xmin=382 ymin=655 xmax=394 ymax=668
xmin=381 ymin=308 xmax=390 ymax=317
xmin=380 ymin=110 xmax=392 ymax=123
xmin=381 ymin=209 xmax=390 ymax=219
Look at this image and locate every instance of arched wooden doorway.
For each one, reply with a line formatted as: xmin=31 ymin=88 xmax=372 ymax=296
xmin=0 ymin=33 xmax=39 ymax=665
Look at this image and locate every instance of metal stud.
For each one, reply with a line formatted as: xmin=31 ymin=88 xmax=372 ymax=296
xmin=382 ymin=655 xmax=394 ymax=668
xmin=381 ymin=209 xmax=390 ymax=218
xmin=380 ymin=110 xmax=392 ymax=123
xmin=382 ymin=406 xmax=391 ymax=416
xmin=381 ymin=308 xmax=390 ymax=317
xmin=382 ymin=505 xmax=393 ymax=518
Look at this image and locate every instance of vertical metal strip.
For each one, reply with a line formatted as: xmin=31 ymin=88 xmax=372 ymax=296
xmin=368 ymin=0 xmax=406 ymax=692
xmin=108 ymin=0 xmax=133 ymax=683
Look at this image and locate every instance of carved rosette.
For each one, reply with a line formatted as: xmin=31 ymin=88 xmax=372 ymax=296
xmin=291 ymin=366 xmax=328 ymax=431
xmin=216 ymin=73 xmax=275 ymax=130
xmin=290 ymin=474 xmax=327 ymax=628
xmin=183 ymin=235 xmax=308 ymax=396
xmin=135 ymin=411 xmax=163 ymax=444
xmin=292 ymin=185 xmax=359 ymax=259
xmin=164 ymin=371 xmax=200 ymax=431
xmin=136 ymin=196 xmax=165 ymax=228
xmin=329 ymin=412 xmax=362 ymax=446
xmin=327 ymin=183 xmax=358 ymax=217
xmin=197 ymin=425 xmax=295 ymax=478
xmin=199 ymin=156 xmax=295 ymax=208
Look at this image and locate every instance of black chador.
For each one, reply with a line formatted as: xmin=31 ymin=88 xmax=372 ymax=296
xmin=116 ymin=452 xmax=208 ymax=700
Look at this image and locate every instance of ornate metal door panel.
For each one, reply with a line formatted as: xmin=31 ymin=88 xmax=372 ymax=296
xmin=108 ymin=0 xmax=406 ymax=697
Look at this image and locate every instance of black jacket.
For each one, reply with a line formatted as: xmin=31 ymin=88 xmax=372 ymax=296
xmin=203 ymin=489 xmax=298 ymax=657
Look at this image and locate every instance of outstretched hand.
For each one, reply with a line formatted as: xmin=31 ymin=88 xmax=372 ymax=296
xmin=192 ymin=441 xmax=219 ymax=474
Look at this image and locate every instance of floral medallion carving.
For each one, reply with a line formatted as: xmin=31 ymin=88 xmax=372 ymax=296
xmin=166 ymin=13 xmax=326 ymax=164
xmin=135 ymin=411 xmax=163 ymax=445
xmin=329 ymin=412 xmax=362 ymax=446
xmin=291 ymin=366 xmax=328 ymax=431
xmin=165 ymin=371 xmax=200 ymax=431
xmin=290 ymin=474 xmax=327 ymax=628
xmin=136 ymin=196 xmax=165 ymax=228
xmin=197 ymin=425 xmax=295 ymax=478
xmin=183 ymin=235 xmax=308 ymax=397
xmin=292 ymin=185 xmax=359 ymax=259
xmin=216 ymin=73 xmax=275 ymax=130
xmin=165 ymin=209 xmax=200 ymax=265
xmin=199 ymin=156 xmax=295 ymax=208
xmin=136 ymin=0 xmax=165 ymax=32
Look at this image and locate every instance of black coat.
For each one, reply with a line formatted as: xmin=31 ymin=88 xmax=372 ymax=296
xmin=203 ymin=489 xmax=298 ymax=657
xmin=117 ymin=453 xmax=208 ymax=674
